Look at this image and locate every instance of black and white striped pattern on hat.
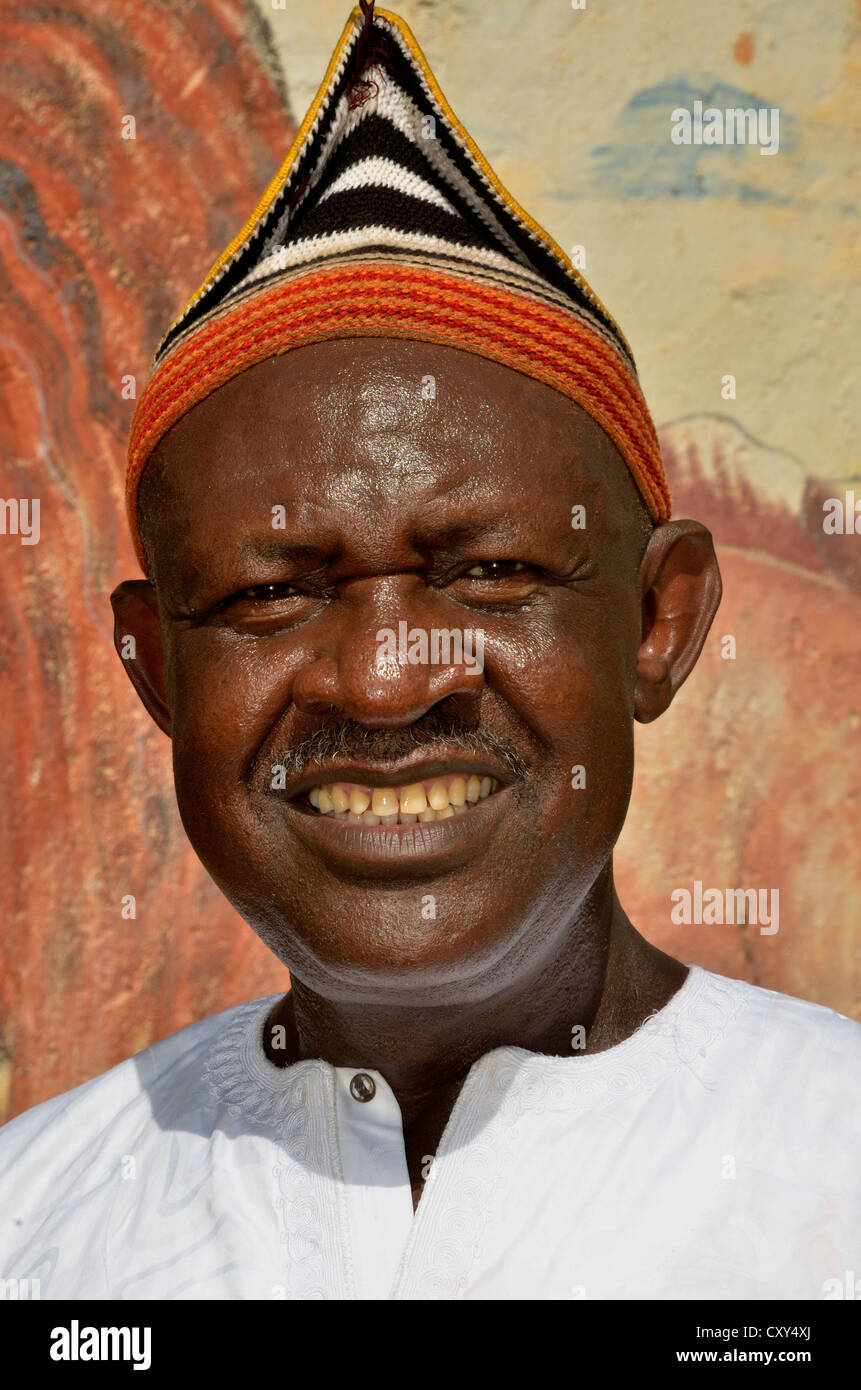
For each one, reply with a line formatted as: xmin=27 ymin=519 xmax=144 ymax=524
xmin=156 ymin=4 xmax=634 ymax=373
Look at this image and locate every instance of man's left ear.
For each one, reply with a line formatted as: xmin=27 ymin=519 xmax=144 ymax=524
xmin=634 ymin=519 xmax=722 ymax=724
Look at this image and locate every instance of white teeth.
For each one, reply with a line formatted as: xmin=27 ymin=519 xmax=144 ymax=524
xmin=371 ymin=787 xmax=398 ymax=817
xmin=305 ymin=772 xmax=499 ymax=823
xmin=449 ymin=776 xmax=467 ymax=806
xmin=428 ymin=780 xmax=449 ymax=811
xmin=400 ymin=783 xmax=428 ymax=815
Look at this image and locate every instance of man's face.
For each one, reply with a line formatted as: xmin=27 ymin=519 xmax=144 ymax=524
xmin=138 ymin=339 xmax=652 ymax=1001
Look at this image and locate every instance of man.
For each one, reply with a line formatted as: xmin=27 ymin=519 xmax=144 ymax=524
xmin=1 ymin=1 xmax=858 ymax=1300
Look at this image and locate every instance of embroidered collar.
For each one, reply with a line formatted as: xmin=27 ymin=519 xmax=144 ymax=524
xmin=204 ymin=965 xmax=743 ymax=1129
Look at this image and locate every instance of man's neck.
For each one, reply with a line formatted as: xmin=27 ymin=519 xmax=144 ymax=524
xmin=262 ymin=880 xmax=687 ymax=1135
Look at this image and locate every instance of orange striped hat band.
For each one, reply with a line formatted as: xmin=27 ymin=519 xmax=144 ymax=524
xmin=126 ymin=4 xmax=671 ymax=574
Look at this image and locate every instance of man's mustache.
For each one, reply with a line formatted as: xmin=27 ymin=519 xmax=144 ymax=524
xmin=272 ymin=712 xmax=527 ymax=781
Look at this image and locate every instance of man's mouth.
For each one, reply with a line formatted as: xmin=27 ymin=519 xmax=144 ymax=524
xmin=304 ymin=772 xmax=498 ymax=824
xmin=279 ymin=750 xmax=514 ymax=867
xmin=278 ymin=755 xmax=514 ymax=869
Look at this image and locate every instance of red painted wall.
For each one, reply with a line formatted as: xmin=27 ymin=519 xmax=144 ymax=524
xmin=0 ymin=0 xmax=293 ymax=1122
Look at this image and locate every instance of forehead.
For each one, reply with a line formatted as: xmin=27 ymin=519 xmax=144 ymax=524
xmin=144 ymin=338 xmax=641 ymax=566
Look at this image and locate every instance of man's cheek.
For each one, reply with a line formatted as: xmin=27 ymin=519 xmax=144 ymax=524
xmin=526 ymin=640 xmax=622 ymax=748
xmin=169 ymin=639 xmax=284 ymax=766
xmin=545 ymin=656 xmax=633 ymax=829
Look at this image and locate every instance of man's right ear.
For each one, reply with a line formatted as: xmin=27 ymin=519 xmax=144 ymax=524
xmin=110 ymin=580 xmax=171 ymax=736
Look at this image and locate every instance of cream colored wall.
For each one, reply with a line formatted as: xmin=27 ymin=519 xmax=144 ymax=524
xmin=249 ymin=1 xmax=861 ymax=1021
xmin=256 ymin=0 xmax=860 ymax=481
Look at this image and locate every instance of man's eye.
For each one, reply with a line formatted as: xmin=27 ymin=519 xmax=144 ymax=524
xmin=463 ymin=561 xmax=528 ymax=579
xmin=223 ymin=582 xmax=299 ymax=606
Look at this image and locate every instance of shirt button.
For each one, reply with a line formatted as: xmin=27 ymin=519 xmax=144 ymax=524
xmin=349 ymin=1072 xmax=376 ymax=1102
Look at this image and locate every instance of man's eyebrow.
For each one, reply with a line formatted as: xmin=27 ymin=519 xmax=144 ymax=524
xmin=178 ymin=509 xmax=564 ymax=590
xmin=410 ymin=518 xmax=518 ymax=547
xmin=239 ymin=517 xmax=527 ymax=555
xmin=169 ymin=541 xmax=332 ymax=607
xmin=235 ymin=540 xmax=332 ymax=565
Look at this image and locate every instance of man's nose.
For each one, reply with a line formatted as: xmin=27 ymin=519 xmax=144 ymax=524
xmin=290 ymin=575 xmax=486 ymax=726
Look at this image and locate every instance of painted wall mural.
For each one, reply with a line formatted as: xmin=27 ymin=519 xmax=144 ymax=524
xmin=1 ymin=0 xmax=857 ymax=1121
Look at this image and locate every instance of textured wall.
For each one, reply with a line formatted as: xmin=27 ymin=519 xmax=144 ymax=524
xmin=1 ymin=0 xmax=858 ymax=1122
xmin=0 ymin=0 xmax=292 ymax=1122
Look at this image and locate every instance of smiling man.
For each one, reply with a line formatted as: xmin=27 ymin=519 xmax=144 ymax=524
xmin=1 ymin=2 xmax=859 ymax=1301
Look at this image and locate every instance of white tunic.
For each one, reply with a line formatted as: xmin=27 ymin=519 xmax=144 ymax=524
xmin=0 ymin=966 xmax=858 ymax=1300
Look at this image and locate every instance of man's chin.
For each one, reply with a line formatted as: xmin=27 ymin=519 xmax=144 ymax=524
xmin=232 ymin=888 xmax=540 ymax=996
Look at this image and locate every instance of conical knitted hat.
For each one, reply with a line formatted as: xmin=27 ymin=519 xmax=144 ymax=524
xmin=127 ymin=2 xmax=670 ymax=573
